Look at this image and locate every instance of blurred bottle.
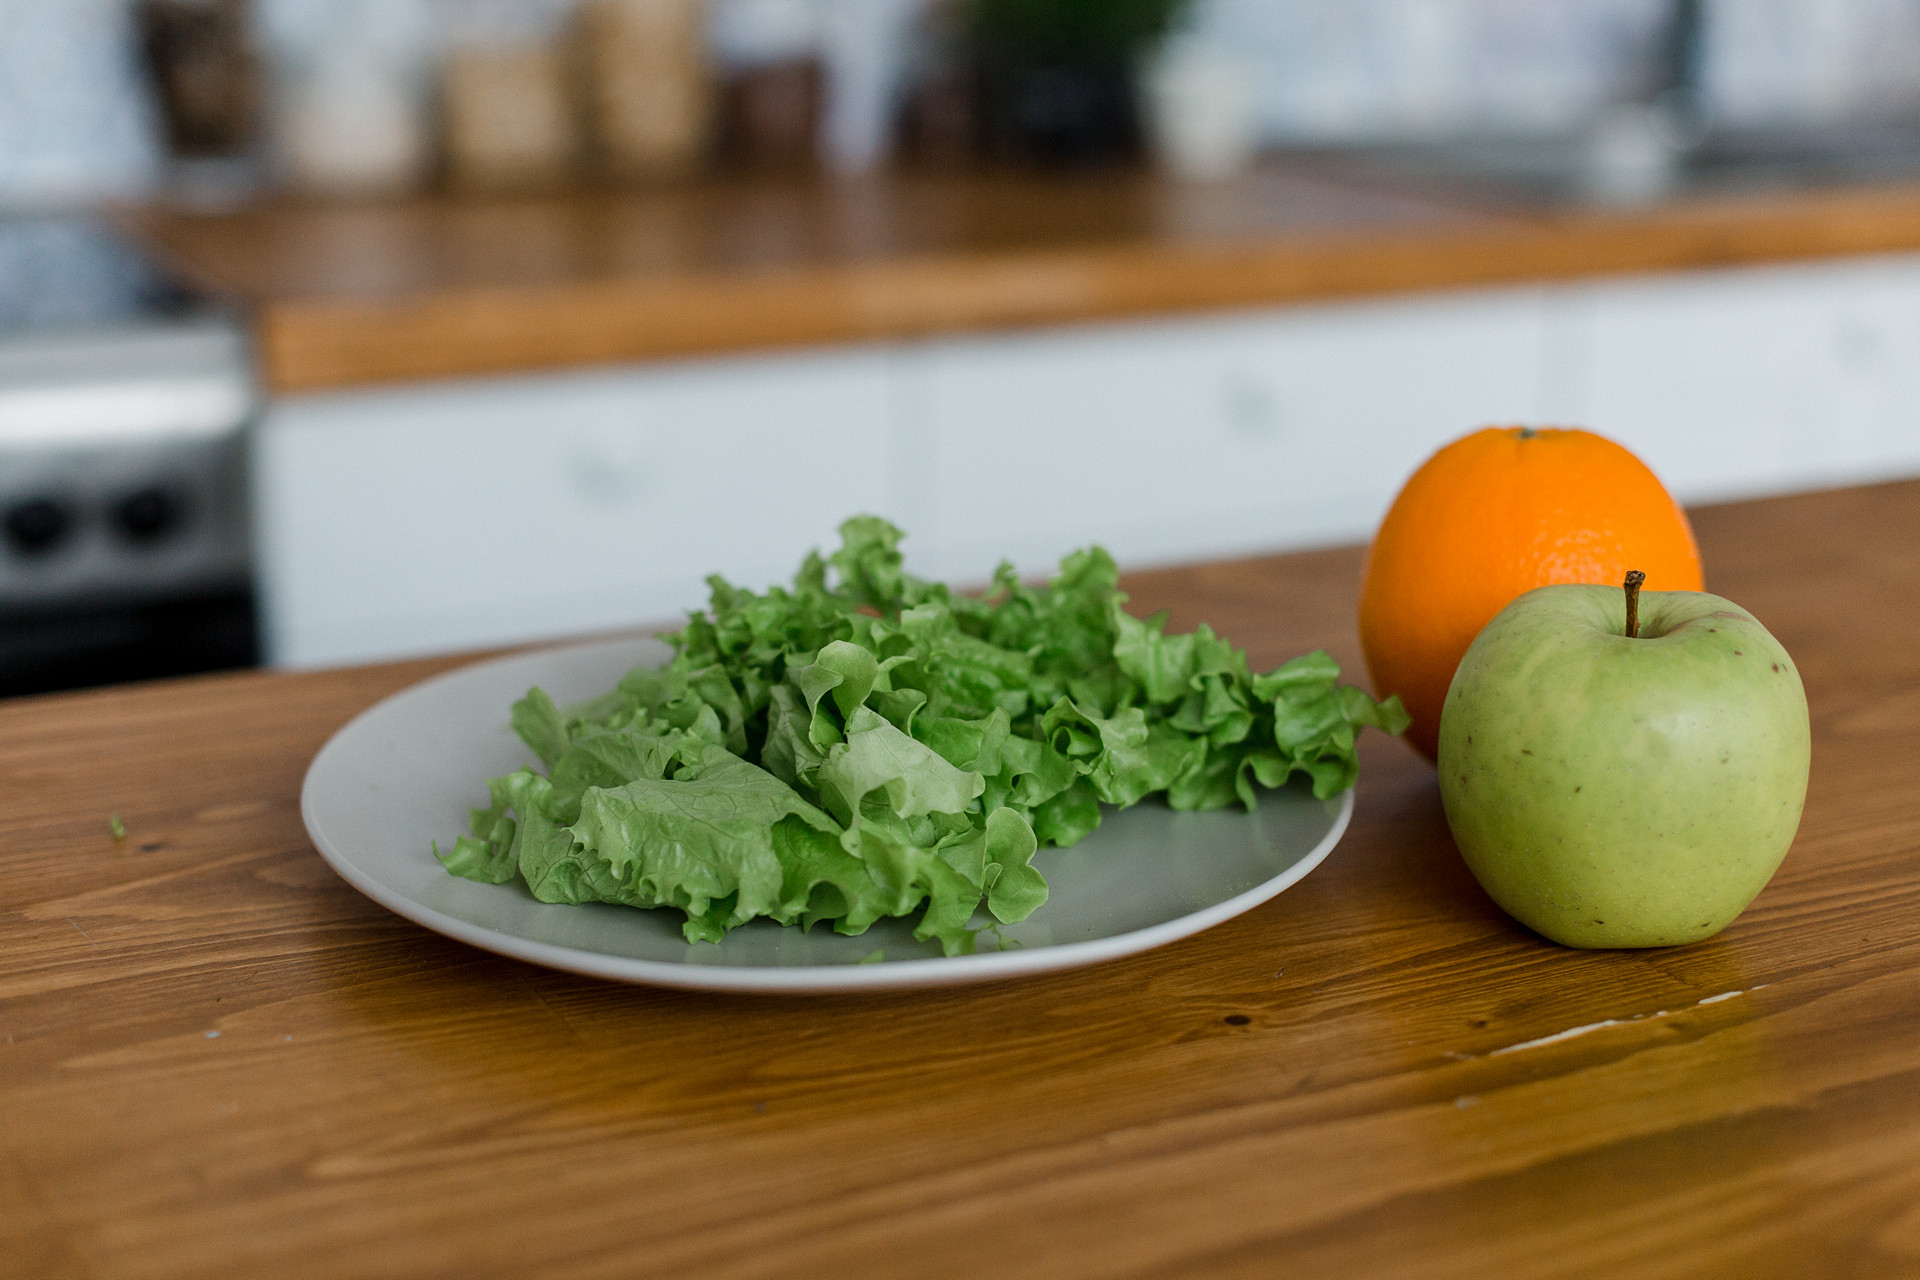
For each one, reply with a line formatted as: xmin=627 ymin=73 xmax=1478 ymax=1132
xmin=136 ymin=0 xmax=264 ymax=204
xmin=1141 ymin=35 xmax=1261 ymax=182
xmin=441 ymin=42 xmax=578 ymax=191
xmin=267 ymin=0 xmax=434 ymax=196
xmin=712 ymin=0 xmax=822 ymax=171
xmin=721 ymin=62 xmax=823 ymax=170
xmin=895 ymin=0 xmax=978 ymax=169
xmin=576 ymin=0 xmax=715 ymax=181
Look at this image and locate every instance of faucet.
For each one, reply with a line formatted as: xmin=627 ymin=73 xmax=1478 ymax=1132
xmin=1645 ymin=0 xmax=1706 ymax=132
xmin=1583 ymin=0 xmax=1706 ymax=202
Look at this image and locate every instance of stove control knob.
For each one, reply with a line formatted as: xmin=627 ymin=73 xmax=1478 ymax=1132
xmin=4 ymin=497 xmax=75 ymax=556
xmin=112 ymin=486 xmax=188 ymax=545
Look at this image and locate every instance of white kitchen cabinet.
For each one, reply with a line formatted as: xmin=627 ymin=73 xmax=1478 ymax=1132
xmin=256 ymin=348 xmax=900 ymax=667
xmin=907 ymin=288 xmax=1552 ymax=582
xmin=256 ymin=254 xmax=1920 ymax=670
xmin=1545 ymin=253 xmax=1920 ymax=503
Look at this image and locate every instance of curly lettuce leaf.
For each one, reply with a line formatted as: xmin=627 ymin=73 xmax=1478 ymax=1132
xmin=439 ymin=516 xmax=1407 ymax=951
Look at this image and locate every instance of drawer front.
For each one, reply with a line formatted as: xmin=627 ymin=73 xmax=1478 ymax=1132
xmin=912 ymin=289 xmax=1548 ymax=582
xmin=1570 ymin=254 xmax=1920 ymax=503
xmin=258 ymin=349 xmax=897 ymax=667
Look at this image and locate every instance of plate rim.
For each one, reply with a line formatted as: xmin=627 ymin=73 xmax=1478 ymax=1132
xmin=300 ymin=637 xmax=1356 ymax=993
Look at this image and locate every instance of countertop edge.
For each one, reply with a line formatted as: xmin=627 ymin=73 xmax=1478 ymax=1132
xmin=133 ymin=182 xmax=1920 ymax=394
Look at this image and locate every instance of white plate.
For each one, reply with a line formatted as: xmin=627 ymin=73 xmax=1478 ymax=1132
xmin=301 ymin=636 xmax=1354 ymax=992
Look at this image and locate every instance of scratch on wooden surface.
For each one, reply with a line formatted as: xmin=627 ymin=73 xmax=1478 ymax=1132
xmin=1479 ymin=986 xmax=1771 ymax=1059
xmin=64 ymin=917 xmax=94 ymax=943
xmin=1489 ymin=1019 xmax=1632 ymax=1056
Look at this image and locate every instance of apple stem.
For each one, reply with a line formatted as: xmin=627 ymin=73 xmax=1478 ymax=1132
xmin=1623 ymin=570 xmax=1646 ymax=639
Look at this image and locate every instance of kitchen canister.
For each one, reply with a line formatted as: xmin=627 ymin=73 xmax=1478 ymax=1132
xmin=575 ymin=0 xmax=715 ymax=180
xmin=441 ymin=41 xmax=578 ymax=190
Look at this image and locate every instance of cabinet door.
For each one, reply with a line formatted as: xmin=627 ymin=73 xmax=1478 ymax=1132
xmin=1565 ymin=254 xmax=1920 ymax=504
xmin=257 ymin=349 xmax=897 ymax=667
xmin=910 ymin=289 xmax=1548 ymax=582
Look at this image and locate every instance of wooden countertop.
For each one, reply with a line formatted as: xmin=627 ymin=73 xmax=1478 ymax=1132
xmin=5 ymin=478 xmax=1919 ymax=1277
xmin=129 ymin=168 xmax=1920 ymax=393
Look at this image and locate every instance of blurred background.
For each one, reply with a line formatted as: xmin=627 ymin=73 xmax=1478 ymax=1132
xmin=10 ymin=0 xmax=1920 ymax=202
xmin=5 ymin=0 xmax=1920 ymax=696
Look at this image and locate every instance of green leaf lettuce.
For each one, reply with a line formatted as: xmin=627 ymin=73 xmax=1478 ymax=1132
xmin=438 ymin=518 xmax=1408 ymax=953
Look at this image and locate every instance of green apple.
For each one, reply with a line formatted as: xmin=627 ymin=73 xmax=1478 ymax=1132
xmin=1437 ymin=577 xmax=1809 ymax=948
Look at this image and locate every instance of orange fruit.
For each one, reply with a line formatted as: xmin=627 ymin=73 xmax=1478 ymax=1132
xmin=1358 ymin=426 xmax=1703 ymax=761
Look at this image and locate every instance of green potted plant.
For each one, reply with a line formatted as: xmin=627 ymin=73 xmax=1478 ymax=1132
xmin=965 ymin=0 xmax=1195 ymax=165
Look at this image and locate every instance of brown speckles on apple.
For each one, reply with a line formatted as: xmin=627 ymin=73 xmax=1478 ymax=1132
xmin=1772 ymin=662 xmax=1782 ymax=673
xmin=1733 ymin=650 xmax=1743 ymax=657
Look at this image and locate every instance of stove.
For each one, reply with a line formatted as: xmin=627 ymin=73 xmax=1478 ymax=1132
xmin=0 ymin=216 xmax=258 ymax=697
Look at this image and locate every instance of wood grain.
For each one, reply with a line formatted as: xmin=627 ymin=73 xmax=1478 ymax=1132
xmin=4 ymin=481 xmax=1920 ymax=1278
xmin=128 ymin=169 xmax=1920 ymax=392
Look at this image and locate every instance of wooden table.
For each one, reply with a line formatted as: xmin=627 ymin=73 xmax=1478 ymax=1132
xmin=4 ymin=480 xmax=1918 ymax=1278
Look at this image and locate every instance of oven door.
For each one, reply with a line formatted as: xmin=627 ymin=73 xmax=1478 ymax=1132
xmin=0 ymin=585 xmax=257 ymax=698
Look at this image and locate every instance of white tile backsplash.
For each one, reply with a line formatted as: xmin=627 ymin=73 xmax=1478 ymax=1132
xmin=1205 ymin=0 xmax=1920 ymax=143
xmin=0 ymin=0 xmax=161 ymax=208
xmin=1706 ymin=0 xmax=1920 ymax=125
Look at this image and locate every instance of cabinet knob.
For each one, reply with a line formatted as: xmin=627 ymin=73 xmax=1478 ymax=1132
xmin=1224 ymin=373 xmax=1281 ymax=438
xmin=1833 ymin=314 xmax=1888 ymax=374
xmin=566 ymin=431 xmax=650 ymax=505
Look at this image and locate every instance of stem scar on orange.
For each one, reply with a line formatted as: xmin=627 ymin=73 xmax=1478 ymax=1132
xmin=1358 ymin=426 xmax=1703 ymax=761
